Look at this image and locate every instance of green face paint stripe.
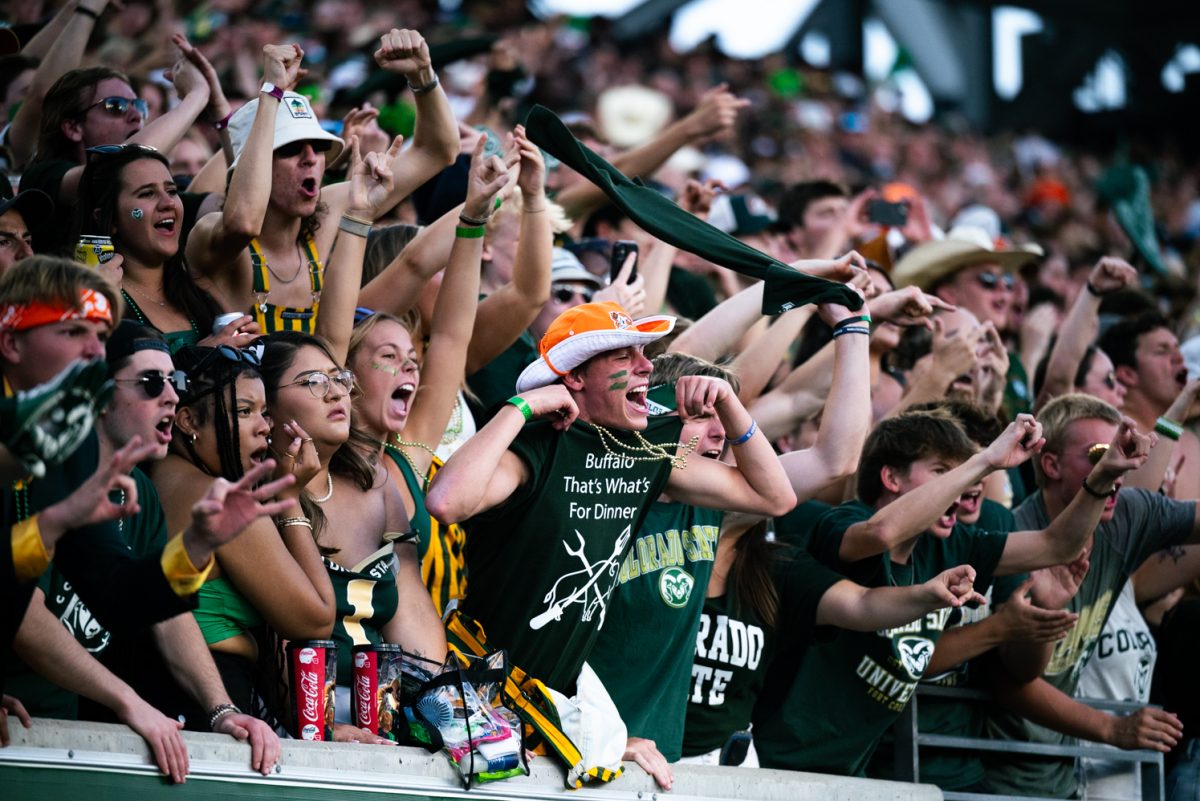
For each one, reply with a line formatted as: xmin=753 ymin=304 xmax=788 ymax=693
xmin=607 ymin=370 xmax=628 ymax=379
xmin=608 ymin=381 xmax=629 ymax=391
xmin=370 ymin=361 xmax=400 ymax=376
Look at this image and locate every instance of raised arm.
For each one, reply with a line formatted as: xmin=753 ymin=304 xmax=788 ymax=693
xmin=664 ymin=376 xmax=796 ymax=517
xmin=778 ymin=302 xmax=871 ymax=499
xmin=997 ymin=418 xmax=1154 ymax=574
xmin=320 ymin=28 xmax=457 ymax=220
xmin=1124 ymin=380 xmax=1200 ymax=493
xmin=186 ymin=44 xmax=303 ymax=279
xmin=1034 ymin=258 xmax=1137 ymax=411
xmin=838 ymin=415 xmax=1043 ymax=563
xmin=668 ymin=279 xmax=764 ymax=362
xmin=7 ymin=0 xmax=109 ymax=168
xmin=426 ymin=385 xmax=577 ymax=523
xmin=400 ymin=135 xmax=510 ymax=473
xmin=317 ymin=135 xmax=406 ymax=363
xmin=555 ymin=84 xmax=748 ymax=222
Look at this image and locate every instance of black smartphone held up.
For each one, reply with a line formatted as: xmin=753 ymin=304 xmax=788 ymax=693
xmin=610 ymin=240 xmax=639 ymax=284
xmin=866 ymin=198 xmax=909 ymax=228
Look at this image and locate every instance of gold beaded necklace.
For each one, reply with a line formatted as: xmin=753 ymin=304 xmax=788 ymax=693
xmin=385 ymin=436 xmax=439 ymax=492
xmin=586 ymin=421 xmax=699 ymax=470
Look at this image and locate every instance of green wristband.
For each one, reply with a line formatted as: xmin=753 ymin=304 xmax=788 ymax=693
xmin=1156 ymin=416 xmax=1184 ymax=442
xmin=456 ymin=225 xmax=485 ymax=239
xmin=507 ymin=396 xmax=533 ymax=422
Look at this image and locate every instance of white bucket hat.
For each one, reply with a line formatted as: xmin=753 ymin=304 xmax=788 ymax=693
xmin=515 ymin=302 xmax=675 ymax=394
xmin=226 ymin=91 xmax=344 ymax=168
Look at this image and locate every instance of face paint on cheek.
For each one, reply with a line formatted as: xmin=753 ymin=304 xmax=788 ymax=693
xmin=131 ymin=208 xmax=143 ymax=220
xmin=370 ymin=361 xmax=399 ymax=376
xmin=607 ymin=370 xmax=628 ymax=392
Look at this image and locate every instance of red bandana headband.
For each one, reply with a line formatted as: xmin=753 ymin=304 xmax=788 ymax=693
xmin=0 ymin=288 xmax=113 ymax=332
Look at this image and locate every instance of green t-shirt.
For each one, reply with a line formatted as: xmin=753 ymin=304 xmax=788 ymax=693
xmin=5 ymin=468 xmax=168 ymax=719
xmin=752 ymin=500 xmax=1008 ymax=777
xmin=984 ymin=488 xmax=1194 ymax=798
xmin=684 ymin=545 xmax=841 ymax=757
xmin=773 ymin=499 xmax=832 ymax=550
xmin=462 ymin=417 xmax=681 ymax=692
xmin=465 ymin=330 xmax=537 ymax=424
xmin=869 ymin=499 xmax=1018 ymax=789
xmin=588 ymin=501 xmax=722 ymax=762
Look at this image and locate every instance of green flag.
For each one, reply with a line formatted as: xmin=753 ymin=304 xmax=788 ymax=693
xmin=523 ymin=105 xmax=863 ymax=315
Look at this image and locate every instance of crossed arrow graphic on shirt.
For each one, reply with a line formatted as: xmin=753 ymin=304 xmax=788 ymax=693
xmin=529 ymin=526 xmax=631 ymax=631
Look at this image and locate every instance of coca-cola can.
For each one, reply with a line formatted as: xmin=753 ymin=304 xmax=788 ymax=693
xmin=351 ymin=643 xmax=407 ymax=740
xmin=288 ymin=640 xmax=337 ymax=741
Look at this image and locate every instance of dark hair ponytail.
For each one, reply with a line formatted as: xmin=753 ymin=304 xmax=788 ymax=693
xmin=727 ymin=522 xmax=782 ymax=629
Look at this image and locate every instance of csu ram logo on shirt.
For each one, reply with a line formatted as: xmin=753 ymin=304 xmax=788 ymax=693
xmin=659 ymin=567 xmax=694 ymax=608
xmin=616 ymin=523 xmax=720 ymax=610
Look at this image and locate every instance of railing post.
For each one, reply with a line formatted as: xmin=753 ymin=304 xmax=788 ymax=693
xmin=894 ymin=691 xmax=919 ymax=782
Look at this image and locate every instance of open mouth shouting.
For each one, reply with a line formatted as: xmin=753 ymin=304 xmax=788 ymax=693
xmin=249 ymin=444 xmax=270 ymax=464
xmin=389 ymin=382 xmax=416 ymax=420
xmin=154 ymin=414 xmax=174 ymax=445
xmin=299 ymin=176 xmax=319 ymax=199
xmin=935 ymin=500 xmax=960 ymax=534
xmin=625 ymin=385 xmax=648 ymax=416
xmin=153 ymin=216 xmax=177 ymax=236
xmin=1176 ymin=368 xmax=1188 ymax=389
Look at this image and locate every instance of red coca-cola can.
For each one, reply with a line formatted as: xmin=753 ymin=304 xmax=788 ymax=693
xmin=351 ymin=643 xmax=407 ymax=740
xmin=288 ymin=640 xmax=337 ymax=741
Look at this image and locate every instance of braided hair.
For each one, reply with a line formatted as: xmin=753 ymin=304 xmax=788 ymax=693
xmin=172 ymin=345 xmax=262 ymax=479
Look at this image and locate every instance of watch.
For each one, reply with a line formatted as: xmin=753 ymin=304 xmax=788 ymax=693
xmin=260 ymin=82 xmax=285 ymax=102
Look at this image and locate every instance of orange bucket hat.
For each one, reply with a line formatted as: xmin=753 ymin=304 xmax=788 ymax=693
xmin=515 ymin=302 xmax=674 ymax=393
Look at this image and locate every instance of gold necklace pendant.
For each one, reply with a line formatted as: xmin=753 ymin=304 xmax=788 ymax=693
xmin=586 ymin=422 xmax=698 ymax=470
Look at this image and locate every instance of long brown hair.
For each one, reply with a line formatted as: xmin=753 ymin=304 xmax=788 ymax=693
xmin=727 ymin=521 xmax=784 ymax=629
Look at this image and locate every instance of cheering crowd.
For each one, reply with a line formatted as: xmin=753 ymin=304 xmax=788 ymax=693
xmin=2 ymin=2 xmax=1200 ymax=799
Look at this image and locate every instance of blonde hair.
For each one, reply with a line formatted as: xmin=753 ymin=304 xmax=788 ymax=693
xmin=485 ymin=192 xmax=573 ymax=236
xmin=1034 ymin=393 xmax=1122 ymax=487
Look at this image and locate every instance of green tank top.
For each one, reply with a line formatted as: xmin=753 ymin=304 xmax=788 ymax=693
xmin=119 ymin=290 xmax=201 ymax=353
xmin=194 ymin=577 xmax=264 ymax=645
xmin=325 ymin=540 xmax=405 ymax=681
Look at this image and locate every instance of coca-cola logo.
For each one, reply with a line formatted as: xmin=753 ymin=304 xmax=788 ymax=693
xmin=298 ymin=669 xmax=321 ymax=724
xmin=355 ymin=674 xmax=373 ymax=728
xmin=354 ymin=652 xmax=368 ymax=668
xmin=301 ymin=724 xmax=319 ymax=741
xmin=298 ymin=647 xmax=317 ymax=665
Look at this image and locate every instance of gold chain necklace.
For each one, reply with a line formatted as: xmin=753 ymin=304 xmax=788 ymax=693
xmin=122 ymin=278 xmax=167 ymax=307
xmin=386 ymin=436 xmax=439 ymax=492
xmin=265 ymin=242 xmax=307 ymax=285
xmin=586 ymin=422 xmax=699 ymax=470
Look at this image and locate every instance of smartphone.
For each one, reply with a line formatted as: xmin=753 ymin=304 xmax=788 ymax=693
xmin=866 ymin=199 xmax=909 ymax=227
xmin=610 ymin=240 xmax=639 ymax=284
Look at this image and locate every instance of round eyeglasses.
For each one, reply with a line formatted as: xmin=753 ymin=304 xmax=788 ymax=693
xmin=281 ymin=369 xmax=355 ymax=399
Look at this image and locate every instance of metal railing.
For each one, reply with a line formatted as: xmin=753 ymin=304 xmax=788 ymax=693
xmin=892 ymin=684 xmax=1164 ymax=801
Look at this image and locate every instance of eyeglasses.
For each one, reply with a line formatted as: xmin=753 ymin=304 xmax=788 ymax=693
xmin=974 ymin=271 xmax=1016 ymax=292
xmin=551 ymin=283 xmax=594 ymax=304
xmin=82 ymin=96 xmax=149 ymax=120
xmin=275 ymin=139 xmax=334 ymax=158
xmin=86 ymin=143 xmax=160 ymax=158
xmin=281 ymin=369 xmax=355 ymax=399
xmin=114 ymin=369 xmax=189 ymax=399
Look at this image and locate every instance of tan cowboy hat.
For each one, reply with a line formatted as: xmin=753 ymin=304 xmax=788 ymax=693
xmin=891 ymin=225 xmax=1043 ymax=290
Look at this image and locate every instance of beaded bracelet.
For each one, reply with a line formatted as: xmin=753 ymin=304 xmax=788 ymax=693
xmin=459 ymin=210 xmax=490 ymax=227
xmin=208 ymin=703 xmax=241 ymax=729
xmin=455 ymin=225 xmax=485 ymax=239
xmin=506 ymin=396 xmax=533 ymax=422
xmin=1155 ymin=416 xmax=1184 ymax=442
xmin=276 ymin=516 xmax=312 ymax=531
xmin=727 ymin=419 xmax=758 ymax=446
xmin=831 ymin=325 xmax=871 ymax=339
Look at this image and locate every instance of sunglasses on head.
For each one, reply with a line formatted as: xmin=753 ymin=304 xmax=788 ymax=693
xmin=86 ymin=143 xmax=160 ymax=159
xmin=275 ymin=139 xmax=334 ymax=158
xmin=551 ymin=283 xmax=594 ymax=304
xmin=83 ymin=96 xmax=149 ymax=120
xmin=194 ymin=343 xmax=262 ymax=373
xmin=114 ymin=369 xmax=188 ymax=399
xmin=975 ymin=271 xmax=1016 ymax=292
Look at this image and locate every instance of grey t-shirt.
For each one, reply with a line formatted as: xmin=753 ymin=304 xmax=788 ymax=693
xmin=984 ymin=488 xmax=1194 ymax=798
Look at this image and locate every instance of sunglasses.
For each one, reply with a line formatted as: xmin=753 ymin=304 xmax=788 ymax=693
xmin=114 ymin=369 xmax=189 ymax=399
xmin=551 ymin=283 xmax=594 ymax=304
xmin=975 ymin=271 xmax=1016 ymax=292
xmin=275 ymin=139 xmax=334 ymax=158
xmin=1103 ymin=371 xmax=1118 ymax=391
xmin=281 ymin=369 xmax=355 ymax=399
xmin=83 ymin=96 xmax=149 ymax=120
xmin=86 ymin=143 xmax=160 ymax=158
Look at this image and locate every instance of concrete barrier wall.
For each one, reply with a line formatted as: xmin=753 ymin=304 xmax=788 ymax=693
xmin=2 ymin=718 xmax=942 ymax=801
